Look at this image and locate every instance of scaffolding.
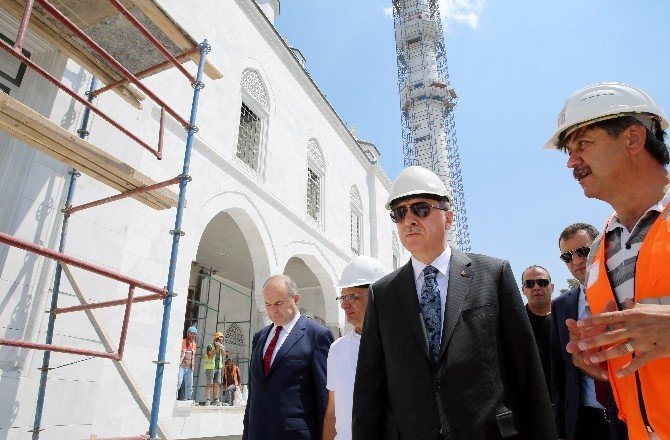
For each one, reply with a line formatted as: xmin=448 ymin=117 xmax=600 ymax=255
xmin=181 ymin=267 xmax=254 ymax=403
xmin=392 ymin=0 xmax=471 ymax=251
xmin=0 ymin=0 xmax=219 ymax=438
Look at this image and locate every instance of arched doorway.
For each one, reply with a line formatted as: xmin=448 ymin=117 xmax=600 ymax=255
xmin=184 ymin=211 xmax=264 ymax=402
xmin=282 ymin=256 xmax=328 ymax=329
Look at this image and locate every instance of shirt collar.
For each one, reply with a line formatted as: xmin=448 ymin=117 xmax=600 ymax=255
xmin=411 ymin=245 xmax=452 ymax=280
xmin=276 ymin=311 xmax=301 ymax=335
xmin=606 ymin=190 xmax=670 ymax=233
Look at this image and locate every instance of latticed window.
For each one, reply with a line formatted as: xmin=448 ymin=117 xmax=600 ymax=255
xmin=307 ymin=168 xmax=320 ymax=221
xmin=225 ymin=323 xmax=245 ymax=347
xmin=350 ymin=185 xmax=363 ymax=255
xmin=236 ymin=103 xmax=261 ymax=170
xmin=350 ymin=213 xmax=360 ymax=254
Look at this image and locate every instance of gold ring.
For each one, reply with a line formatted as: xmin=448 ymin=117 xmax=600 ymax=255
xmin=624 ymin=341 xmax=634 ymax=354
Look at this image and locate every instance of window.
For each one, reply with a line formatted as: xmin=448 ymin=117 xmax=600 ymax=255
xmin=236 ymin=68 xmax=269 ymax=173
xmin=306 ymin=138 xmax=325 ymax=225
xmin=351 ymin=213 xmax=360 ymax=254
xmin=236 ymin=103 xmax=261 ymax=170
xmin=350 ymin=185 xmax=363 ymax=255
xmin=307 ymin=168 xmax=320 ymax=221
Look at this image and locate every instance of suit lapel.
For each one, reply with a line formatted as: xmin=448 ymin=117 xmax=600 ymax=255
xmin=255 ymin=325 xmax=273 ymax=377
xmin=266 ymin=315 xmax=306 ymax=377
xmin=439 ymin=249 xmax=473 ymax=358
xmin=396 ymin=261 xmax=431 ymax=360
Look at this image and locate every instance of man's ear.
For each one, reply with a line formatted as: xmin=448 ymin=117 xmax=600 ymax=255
xmin=444 ymin=210 xmax=455 ymax=231
xmin=626 ymin=124 xmax=647 ymax=154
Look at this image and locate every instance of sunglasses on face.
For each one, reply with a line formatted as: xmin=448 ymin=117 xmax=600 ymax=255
xmin=559 ymin=246 xmax=590 ymax=263
xmin=335 ymin=293 xmax=367 ymax=304
xmin=523 ymin=278 xmax=551 ymax=289
xmin=389 ymin=201 xmax=448 ymax=223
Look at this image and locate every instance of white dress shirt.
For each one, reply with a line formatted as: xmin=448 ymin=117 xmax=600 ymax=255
xmin=262 ymin=312 xmax=301 ymax=367
xmin=411 ymin=246 xmax=451 ymax=333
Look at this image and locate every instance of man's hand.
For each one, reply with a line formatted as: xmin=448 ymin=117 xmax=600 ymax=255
xmin=573 ymin=301 xmax=670 ymax=377
xmin=565 ymin=318 xmax=609 ymax=381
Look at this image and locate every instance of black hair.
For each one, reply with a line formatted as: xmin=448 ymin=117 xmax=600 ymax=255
xmin=558 ymin=223 xmax=599 ymax=247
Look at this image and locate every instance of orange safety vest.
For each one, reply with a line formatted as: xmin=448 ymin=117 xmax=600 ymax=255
xmin=586 ymin=202 xmax=670 ymax=439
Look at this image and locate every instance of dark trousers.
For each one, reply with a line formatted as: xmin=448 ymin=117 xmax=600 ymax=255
xmin=575 ymin=406 xmax=612 ymax=440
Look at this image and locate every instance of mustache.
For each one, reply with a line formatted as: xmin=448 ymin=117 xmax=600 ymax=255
xmin=403 ymin=225 xmax=423 ymax=236
xmin=572 ymin=165 xmax=591 ymax=180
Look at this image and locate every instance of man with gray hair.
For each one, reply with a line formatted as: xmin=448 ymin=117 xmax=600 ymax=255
xmin=243 ymin=274 xmax=334 ymax=440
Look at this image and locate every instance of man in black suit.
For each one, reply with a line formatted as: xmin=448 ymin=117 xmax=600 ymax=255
xmin=352 ymin=166 xmax=556 ymax=440
xmin=242 ymin=274 xmax=334 ymax=440
xmin=520 ymin=265 xmax=554 ymax=395
xmin=550 ymin=223 xmax=627 ymax=440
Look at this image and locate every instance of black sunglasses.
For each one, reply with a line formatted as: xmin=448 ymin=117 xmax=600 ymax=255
xmin=523 ymin=279 xmax=551 ymax=289
xmin=559 ymin=246 xmax=590 ymax=263
xmin=390 ymin=201 xmax=447 ymax=223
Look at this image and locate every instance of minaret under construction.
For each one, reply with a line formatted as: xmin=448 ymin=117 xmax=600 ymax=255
xmin=392 ymin=0 xmax=470 ymax=251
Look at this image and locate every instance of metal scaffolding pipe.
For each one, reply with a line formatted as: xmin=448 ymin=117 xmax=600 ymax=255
xmin=0 ymin=337 xmax=119 ymax=359
xmin=14 ymin=0 xmax=35 ymax=51
xmin=54 ymin=292 xmax=163 ymax=315
xmin=92 ymin=48 xmax=200 ymax=97
xmin=65 ymin=177 xmax=180 ymax=215
xmin=0 ymin=232 xmax=166 ymax=295
xmin=148 ymin=40 xmax=210 ymax=440
xmin=31 ymin=76 xmax=96 ymax=440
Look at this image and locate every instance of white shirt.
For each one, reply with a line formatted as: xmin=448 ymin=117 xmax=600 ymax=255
xmin=326 ymin=332 xmax=360 ymax=440
xmin=578 ymin=284 xmax=603 ymax=409
xmin=262 ymin=312 xmax=301 ymax=367
xmin=412 ymin=246 xmax=451 ymax=333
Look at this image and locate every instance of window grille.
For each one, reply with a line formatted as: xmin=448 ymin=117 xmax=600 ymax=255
xmin=236 ymin=103 xmax=261 ymax=170
xmin=307 ymin=168 xmax=320 ymax=221
xmin=225 ymin=323 xmax=245 ymax=347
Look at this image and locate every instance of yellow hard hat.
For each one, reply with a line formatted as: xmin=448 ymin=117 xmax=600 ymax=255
xmin=214 ymin=332 xmax=224 ymax=339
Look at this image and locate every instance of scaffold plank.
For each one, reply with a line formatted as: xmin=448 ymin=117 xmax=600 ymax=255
xmin=0 ymin=0 xmax=221 ymax=109
xmin=0 ymin=93 xmax=178 ymax=210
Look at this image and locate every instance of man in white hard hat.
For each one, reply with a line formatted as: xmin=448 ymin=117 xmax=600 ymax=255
xmin=352 ymin=166 xmax=556 ymax=439
xmin=546 ymin=82 xmax=670 ymax=440
xmin=322 ymin=256 xmax=387 ymax=440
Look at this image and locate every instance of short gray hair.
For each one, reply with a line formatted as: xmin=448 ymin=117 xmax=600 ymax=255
xmin=263 ymin=274 xmax=299 ymax=298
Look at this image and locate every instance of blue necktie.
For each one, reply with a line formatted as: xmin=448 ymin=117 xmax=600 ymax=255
xmin=420 ymin=265 xmax=442 ymax=363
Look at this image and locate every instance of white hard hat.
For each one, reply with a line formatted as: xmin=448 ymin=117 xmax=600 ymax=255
xmin=337 ymin=256 xmax=387 ymax=288
xmin=385 ymin=166 xmax=450 ymax=209
xmin=544 ymin=82 xmax=669 ymax=150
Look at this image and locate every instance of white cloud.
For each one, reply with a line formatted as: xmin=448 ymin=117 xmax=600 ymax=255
xmin=439 ymin=0 xmax=484 ymax=30
xmin=381 ymin=6 xmax=393 ymax=18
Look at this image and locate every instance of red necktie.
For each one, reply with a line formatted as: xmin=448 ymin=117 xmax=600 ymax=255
xmin=263 ymin=326 xmax=283 ymax=376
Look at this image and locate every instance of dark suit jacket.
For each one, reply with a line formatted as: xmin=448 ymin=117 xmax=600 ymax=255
xmin=242 ymin=314 xmax=334 ymax=440
xmin=352 ymin=251 xmax=557 ymax=440
xmin=550 ymin=286 xmax=627 ymax=440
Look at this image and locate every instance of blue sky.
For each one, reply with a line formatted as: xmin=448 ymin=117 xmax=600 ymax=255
xmin=275 ymin=0 xmax=670 ymax=294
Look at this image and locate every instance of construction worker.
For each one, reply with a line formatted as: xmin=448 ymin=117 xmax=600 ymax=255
xmin=545 ymin=82 xmax=670 ymax=439
xmin=177 ymin=326 xmax=197 ymax=400
xmin=204 ymin=331 xmax=226 ymax=405
xmin=323 ymin=255 xmax=387 ymax=440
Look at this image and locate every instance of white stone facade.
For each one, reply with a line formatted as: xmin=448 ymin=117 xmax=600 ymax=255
xmin=0 ymin=0 xmax=406 ymax=439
